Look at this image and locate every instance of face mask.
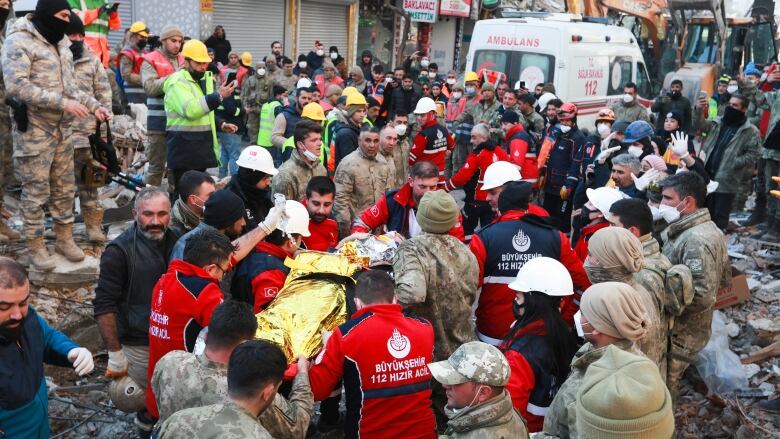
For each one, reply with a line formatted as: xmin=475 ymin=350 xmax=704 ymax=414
xmin=189 ymin=69 xmax=205 ymax=81
xmin=658 ymin=201 xmax=683 ymax=223
xmin=257 ymin=68 xmax=266 ymax=76
xmin=723 ymin=106 xmax=746 ymax=126
xmin=512 ymin=299 xmax=526 ymax=319
xmin=670 ymin=90 xmax=681 ymax=99
xmin=302 ymin=149 xmax=319 ymax=162
xmin=597 ymin=123 xmax=611 ymax=137
xmin=299 ymin=61 xmax=307 ymax=68
xmin=574 ymin=310 xmax=592 ymax=338
xmin=316 ymin=49 xmax=324 ymax=56
xmin=330 ymin=52 xmax=338 ymax=59
xmin=465 ymin=87 xmax=476 ymax=97
xmin=137 ymin=39 xmax=148 ymax=50
xmin=559 ymin=124 xmax=572 ymax=134
xmin=649 ymin=204 xmax=663 ymax=221
xmin=394 ymin=124 xmax=407 ymax=137
xmin=32 ymin=14 xmax=69 ymax=46
xmin=622 ymin=93 xmax=634 ymax=103
xmin=727 ymin=85 xmax=738 ymax=94
xmin=420 ymin=59 xmax=430 ymax=68
xmin=580 ymin=205 xmax=594 ymax=223
xmin=628 ymin=145 xmax=643 ymax=157
xmin=69 ymin=40 xmax=85 ymax=59
xmin=452 ymin=91 xmax=463 ymax=100
xmin=428 ymin=72 xmax=437 ymax=79
xmin=761 ymin=73 xmax=768 ymax=82
xmin=446 ymin=78 xmax=456 ymax=85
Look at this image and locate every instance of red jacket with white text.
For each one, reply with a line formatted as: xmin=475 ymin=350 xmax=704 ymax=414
xmin=444 ymin=142 xmax=510 ymax=201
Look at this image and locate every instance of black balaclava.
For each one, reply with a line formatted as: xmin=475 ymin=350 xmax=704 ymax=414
xmin=65 ymin=12 xmax=84 ymax=59
xmin=32 ymin=0 xmax=71 ymax=46
xmin=0 ymin=5 xmax=10 ymax=29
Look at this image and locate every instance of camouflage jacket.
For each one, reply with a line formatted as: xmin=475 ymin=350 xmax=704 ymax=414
xmin=274 ymin=72 xmax=298 ymax=92
xmin=272 ymin=149 xmax=327 ymax=202
xmin=635 ymin=234 xmax=694 ymax=322
xmin=695 ymin=112 xmax=761 ymax=194
xmin=68 ymin=52 xmax=112 ymax=149
xmin=739 ymin=77 xmax=770 ymax=126
xmin=661 ymin=209 xmax=730 ymax=354
xmin=241 ymin=73 xmax=275 ymax=113
xmin=441 ymin=390 xmax=529 ymax=439
xmin=152 ymin=350 xmax=313 ymax=439
xmin=333 ymin=148 xmax=393 ymax=237
xmin=380 ymin=137 xmax=410 ymax=190
xmin=2 ymin=15 xmax=100 ymax=137
xmin=458 ymin=98 xmax=502 ymax=142
xmin=521 ymin=109 xmax=545 ymax=136
xmin=393 ymin=233 xmax=478 ymax=360
xmin=156 ymin=400 xmax=273 ymax=439
xmin=763 ymin=91 xmax=780 ymax=161
xmin=0 ymin=16 xmax=11 ymax=117
xmin=609 ymin=101 xmax=650 ymax=123
xmin=542 ymin=340 xmax=643 ymax=439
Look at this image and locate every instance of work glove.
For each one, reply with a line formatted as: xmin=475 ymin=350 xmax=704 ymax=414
xmin=631 ymin=169 xmax=663 ymax=191
xmin=600 ymin=132 xmax=616 ymax=152
xmin=259 ymin=206 xmax=283 ymax=235
xmin=68 ymin=347 xmax=94 ymax=376
xmin=670 ymin=132 xmax=690 ymax=159
xmin=559 ymin=186 xmax=570 ymax=201
xmin=105 ymin=349 xmax=128 ymax=378
xmin=596 ymin=146 xmax=621 ymax=164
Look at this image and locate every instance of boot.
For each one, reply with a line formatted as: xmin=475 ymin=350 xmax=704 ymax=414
xmin=83 ymin=210 xmax=106 ymax=243
xmin=53 ymin=223 xmax=85 ymax=262
xmin=27 ymin=237 xmax=56 ymax=271
xmin=740 ymin=207 xmax=766 ymax=227
xmin=0 ymin=219 xmax=20 ymax=240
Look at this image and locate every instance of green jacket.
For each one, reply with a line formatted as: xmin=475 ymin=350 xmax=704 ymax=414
xmin=257 ymin=100 xmax=282 ymax=148
xmin=441 ymin=390 xmax=529 ymax=439
xmin=695 ymin=112 xmax=761 ymax=194
xmin=763 ymin=90 xmax=780 ymax=160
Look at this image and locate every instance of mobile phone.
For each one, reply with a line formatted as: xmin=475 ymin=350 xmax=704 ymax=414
xmin=519 ymin=81 xmax=526 ymax=89
xmin=226 ymin=72 xmax=237 ymax=84
xmin=698 ymin=91 xmax=707 ymax=99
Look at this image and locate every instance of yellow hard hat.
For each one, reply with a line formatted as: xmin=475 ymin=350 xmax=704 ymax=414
xmin=301 ymin=102 xmax=326 ymax=121
xmin=464 ymin=71 xmax=479 ymax=83
xmin=342 ymin=86 xmax=359 ymax=97
xmin=129 ymin=21 xmax=149 ymax=38
xmin=181 ymin=40 xmax=211 ymax=63
xmin=241 ymin=52 xmax=252 ymax=66
xmin=346 ymin=93 xmax=367 ymax=107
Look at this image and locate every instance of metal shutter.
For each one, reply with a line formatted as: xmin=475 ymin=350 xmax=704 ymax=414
xmin=107 ymin=0 xmax=134 ymax=50
xmin=298 ymin=1 xmax=348 ymax=58
xmin=212 ymin=0 xmax=286 ymax=64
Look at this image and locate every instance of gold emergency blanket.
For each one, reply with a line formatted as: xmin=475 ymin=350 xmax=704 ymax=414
xmin=255 ymin=251 xmax=363 ymax=362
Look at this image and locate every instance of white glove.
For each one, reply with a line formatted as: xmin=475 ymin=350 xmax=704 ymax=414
xmin=670 ymin=132 xmax=690 ymax=159
xmin=105 ymin=349 xmax=128 ymax=378
xmin=596 ymin=146 xmax=621 ymax=164
xmin=600 ymin=132 xmax=616 ymax=152
xmin=67 ymin=347 xmax=94 ymax=376
xmin=336 ymin=232 xmax=370 ymax=250
xmin=259 ymin=206 xmax=283 ymax=234
xmin=631 ymin=169 xmax=663 ymax=191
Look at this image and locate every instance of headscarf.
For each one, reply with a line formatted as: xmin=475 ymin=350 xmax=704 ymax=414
xmin=584 ymin=227 xmax=643 ymax=284
xmin=581 ymin=282 xmax=649 ymax=342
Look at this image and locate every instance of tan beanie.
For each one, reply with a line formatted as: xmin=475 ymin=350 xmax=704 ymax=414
xmin=577 ymin=345 xmax=674 ymax=439
xmin=585 ymin=227 xmax=643 ymax=273
xmin=416 ymin=190 xmax=458 ymax=234
xmin=159 ymin=25 xmax=183 ymax=41
xmin=580 ymin=282 xmax=648 ymax=342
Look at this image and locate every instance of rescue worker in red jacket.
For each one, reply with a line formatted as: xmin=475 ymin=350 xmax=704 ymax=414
xmin=351 ymin=161 xmax=465 ymax=241
xmin=469 ymin=181 xmax=590 ymax=345
xmin=409 ymin=97 xmax=453 ymax=186
xmin=500 ymin=257 xmax=579 ymax=432
xmin=444 ymin=123 xmax=510 ymax=237
xmin=502 ymin=110 xmax=540 ymax=187
xmin=302 ymin=176 xmax=339 ymax=252
xmin=309 ymin=270 xmax=436 ymax=439
xmin=230 ymin=201 xmax=310 ymax=313
xmin=145 ymin=228 xmax=230 ymax=420
xmin=481 ymin=161 xmax=549 ymax=218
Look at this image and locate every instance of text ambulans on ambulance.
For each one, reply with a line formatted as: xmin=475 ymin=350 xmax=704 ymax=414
xmin=466 ymin=14 xmax=654 ymax=128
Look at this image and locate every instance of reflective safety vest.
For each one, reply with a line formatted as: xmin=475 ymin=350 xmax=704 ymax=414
xmin=70 ymin=0 xmax=120 ymax=67
xmin=143 ymin=50 xmax=185 ymax=133
xmin=257 ymin=100 xmax=282 ymax=148
xmin=118 ymin=48 xmax=145 ymax=104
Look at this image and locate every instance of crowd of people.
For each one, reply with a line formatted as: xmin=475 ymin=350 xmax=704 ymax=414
xmin=2 ymin=0 xmax=780 ymax=438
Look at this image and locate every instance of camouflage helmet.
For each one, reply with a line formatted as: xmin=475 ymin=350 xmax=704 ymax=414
xmin=427 ymin=341 xmax=510 ymax=386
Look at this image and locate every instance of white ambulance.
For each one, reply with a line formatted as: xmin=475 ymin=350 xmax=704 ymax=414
xmin=465 ymin=13 xmax=654 ymax=128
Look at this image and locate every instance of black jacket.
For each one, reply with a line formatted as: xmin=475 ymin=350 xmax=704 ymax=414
xmin=390 ymin=86 xmax=421 ymax=116
xmin=204 ymin=35 xmax=232 ymax=65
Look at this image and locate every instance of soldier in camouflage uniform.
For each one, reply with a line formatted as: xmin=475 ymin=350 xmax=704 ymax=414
xmin=456 ymin=82 xmax=502 ymax=144
xmin=731 ymin=77 xmax=769 ymax=211
xmin=67 ymin=16 xmax=112 ymax=244
xmin=152 ymin=302 xmax=312 ymax=438
xmin=378 ymin=125 xmax=409 ymax=189
xmin=0 ymin=0 xmax=19 ymax=241
xmin=156 ymin=339 xmax=288 ymax=439
xmin=543 ymin=282 xmax=650 ymax=438
xmin=2 ymin=3 xmax=111 ymax=271
xmin=609 ymin=83 xmax=650 ymax=123
xmin=659 ymin=172 xmax=730 ymax=401
xmin=761 ymin=85 xmax=780 ymax=240
xmin=271 ymin=120 xmax=327 ymax=202
xmin=332 ymin=127 xmax=393 ymax=237
xmin=240 ymin=60 xmax=274 ymax=145
xmin=428 ymin=341 xmax=529 ymax=439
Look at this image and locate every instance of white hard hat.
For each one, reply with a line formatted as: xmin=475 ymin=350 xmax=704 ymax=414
xmin=508 ymin=257 xmax=573 ymax=296
xmin=537 ymin=92 xmax=557 ymax=110
xmin=108 ymin=376 xmax=146 ymax=413
xmin=296 ymin=77 xmax=313 ymax=89
xmin=481 ymin=161 xmax=522 ymax=191
xmin=236 ymin=146 xmax=278 ymax=175
xmin=283 ymin=200 xmax=311 ymax=237
xmin=586 ymin=187 xmax=627 ymax=215
xmin=413 ymin=97 xmax=437 ymax=114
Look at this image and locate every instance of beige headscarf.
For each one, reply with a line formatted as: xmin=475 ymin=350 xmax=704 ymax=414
xmin=585 ymin=227 xmax=643 ymax=273
xmin=581 ymin=282 xmax=649 ymax=342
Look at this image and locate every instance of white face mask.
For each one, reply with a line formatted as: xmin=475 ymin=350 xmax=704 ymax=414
xmin=658 ymin=201 xmax=682 ymax=223
xmin=302 ymin=148 xmax=319 ymax=162
xmin=452 ymin=91 xmax=463 ymax=100
xmin=299 ymin=61 xmax=307 ymax=68
xmin=761 ymin=72 xmax=768 ymax=82
xmin=559 ymin=124 xmax=572 ymax=134
xmin=428 ymin=72 xmax=437 ymax=79
xmin=727 ymin=85 xmax=738 ymax=94
xmin=394 ymin=124 xmax=407 ymax=136
xmin=628 ymin=145 xmax=643 ymax=157
xmin=330 ymin=52 xmax=338 ymax=60
xmin=257 ymin=68 xmax=266 ymax=76
xmin=597 ymin=123 xmax=611 ymax=137
xmin=649 ymin=204 xmax=663 ymax=221
xmin=574 ymin=310 xmax=592 ymax=338
xmin=420 ymin=59 xmax=430 ymax=68
xmin=622 ymin=93 xmax=634 ymax=103
xmin=446 ymin=78 xmax=456 ymax=85
xmin=316 ymin=49 xmax=324 ymax=56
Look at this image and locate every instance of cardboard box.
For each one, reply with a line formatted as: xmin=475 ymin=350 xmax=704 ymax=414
xmin=715 ymin=267 xmax=750 ymax=309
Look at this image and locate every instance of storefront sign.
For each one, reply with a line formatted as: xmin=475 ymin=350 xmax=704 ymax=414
xmin=200 ymin=0 xmax=213 ymax=13
xmin=440 ymin=0 xmax=471 ymax=17
xmin=404 ymin=0 xmax=438 ymax=23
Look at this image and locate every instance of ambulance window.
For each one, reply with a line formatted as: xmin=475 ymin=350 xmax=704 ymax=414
xmin=636 ymin=62 xmax=652 ymax=98
xmin=608 ymin=57 xmax=633 ymax=95
xmin=474 ymin=51 xmax=508 ymax=75
xmin=518 ymin=54 xmax=553 ymax=85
